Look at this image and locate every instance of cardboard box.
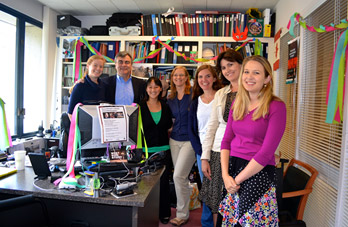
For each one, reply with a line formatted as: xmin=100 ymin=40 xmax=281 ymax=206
xmin=247 ymin=18 xmax=264 ymax=37
xmin=57 ymin=15 xmax=81 ymax=28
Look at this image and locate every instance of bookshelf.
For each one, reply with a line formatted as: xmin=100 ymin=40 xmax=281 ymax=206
xmin=55 ymin=35 xmax=274 ymax=120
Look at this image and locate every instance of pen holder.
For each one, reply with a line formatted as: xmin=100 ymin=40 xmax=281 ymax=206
xmin=84 ymin=171 xmax=100 ymax=198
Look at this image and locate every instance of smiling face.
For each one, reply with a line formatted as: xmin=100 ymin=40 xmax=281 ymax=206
xmin=146 ymin=80 xmax=162 ymax=100
xmin=197 ymin=68 xmax=216 ymax=92
xmin=87 ymin=59 xmax=104 ymax=81
xmin=172 ymin=68 xmax=188 ymax=88
xmin=220 ymin=59 xmax=242 ymax=84
xmin=115 ymin=55 xmax=132 ymax=79
xmin=242 ymin=60 xmax=271 ymax=95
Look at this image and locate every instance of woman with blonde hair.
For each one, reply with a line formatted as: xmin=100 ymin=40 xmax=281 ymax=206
xmin=219 ymin=56 xmax=286 ymax=226
xmin=167 ymin=66 xmax=196 ymax=226
xmin=68 ymin=55 xmax=106 ymax=117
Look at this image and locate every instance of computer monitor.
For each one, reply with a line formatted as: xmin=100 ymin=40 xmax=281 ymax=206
xmin=78 ymin=105 xmax=139 ymax=151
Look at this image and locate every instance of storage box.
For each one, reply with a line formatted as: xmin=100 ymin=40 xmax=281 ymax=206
xmin=247 ymin=18 xmax=264 ymax=37
xmin=109 ymin=26 xmax=141 ymax=36
xmin=90 ymin=26 xmax=108 ymax=35
xmin=57 ymin=15 xmax=81 ymax=28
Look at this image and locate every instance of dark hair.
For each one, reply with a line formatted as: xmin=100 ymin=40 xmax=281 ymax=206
xmin=143 ymin=77 xmax=163 ymax=101
xmin=115 ymin=51 xmax=133 ymax=64
xmin=216 ymin=49 xmax=243 ymax=85
xmin=192 ymin=64 xmax=223 ymax=100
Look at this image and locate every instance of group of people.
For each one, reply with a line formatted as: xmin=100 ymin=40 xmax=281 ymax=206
xmin=67 ymin=49 xmax=286 ymax=227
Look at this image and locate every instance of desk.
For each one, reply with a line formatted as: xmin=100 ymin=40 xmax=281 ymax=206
xmin=0 ymin=167 xmax=162 ymax=226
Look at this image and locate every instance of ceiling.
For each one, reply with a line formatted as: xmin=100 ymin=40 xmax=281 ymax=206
xmin=36 ymin=0 xmax=279 ymax=16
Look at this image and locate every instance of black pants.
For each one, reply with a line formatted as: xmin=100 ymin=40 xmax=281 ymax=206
xmin=158 ymin=150 xmax=173 ymax=219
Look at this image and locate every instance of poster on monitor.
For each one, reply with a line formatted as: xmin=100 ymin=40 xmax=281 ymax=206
xmin=97 ymin=105 xmax=128 ymax=143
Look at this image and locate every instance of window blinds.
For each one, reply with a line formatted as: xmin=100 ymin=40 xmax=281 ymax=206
xmin=291 ymin=0 xmax=347 ymax=226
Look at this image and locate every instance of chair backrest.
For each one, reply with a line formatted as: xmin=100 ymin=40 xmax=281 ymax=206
xmin=282 ymin=159 xmax=318 ymax=220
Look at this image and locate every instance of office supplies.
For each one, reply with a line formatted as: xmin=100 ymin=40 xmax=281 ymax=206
xmin=0 ymin=167 xmax=17 ymax=178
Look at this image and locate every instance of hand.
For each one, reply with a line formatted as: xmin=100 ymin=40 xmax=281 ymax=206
xmin=76 ymin=78 xmax=85 ymax=84
xmin=201 ymin=159 xmax=211 ymax=180
xmin=222 ymin=175 xmax=240 ymax=194
xmin=275 ymin=151 xmax=281 ymax=166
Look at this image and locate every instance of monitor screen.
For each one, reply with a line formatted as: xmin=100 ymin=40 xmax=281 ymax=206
xmin=78 ymin=105 xmax=139 ymax=150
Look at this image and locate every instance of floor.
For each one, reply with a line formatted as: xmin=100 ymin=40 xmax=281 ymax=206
xmin=158 ymin=206 xmax=203 ymax=227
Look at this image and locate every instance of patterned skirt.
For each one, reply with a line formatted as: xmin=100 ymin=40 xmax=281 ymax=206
xmin=199 ymin=151 xmax=223 ymax=213
xmin=219 ymin=157 xmax=278 ymax=227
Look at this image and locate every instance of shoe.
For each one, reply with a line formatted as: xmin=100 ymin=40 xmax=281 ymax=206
xmin=160 ymin=217 xmax=170 ymax=224
xmin=169 ymin=217 xmax=188 ymax=226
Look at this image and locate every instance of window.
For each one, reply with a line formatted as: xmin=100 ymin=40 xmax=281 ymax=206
xmin=0 ymin=4 xmax=43 ymax=138
xmin=277 ymin=0 xmax=347 ymax=226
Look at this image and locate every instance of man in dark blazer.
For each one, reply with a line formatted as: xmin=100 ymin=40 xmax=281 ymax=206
xmin=103 ymin=51 xmax=146 ymax=105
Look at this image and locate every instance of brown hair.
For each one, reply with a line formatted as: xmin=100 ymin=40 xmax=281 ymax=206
xmin=168 ymin=66 xmax=191 ymax=100
xmin=216 ymin=49 xmax=244 ymax=85
xmin=192 ymin=64 xmax=222 ymax=100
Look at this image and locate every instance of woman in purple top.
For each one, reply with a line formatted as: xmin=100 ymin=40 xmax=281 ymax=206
xmin=219 ymin=56 xmax=286 ymax=226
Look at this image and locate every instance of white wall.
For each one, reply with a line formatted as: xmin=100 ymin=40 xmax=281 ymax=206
xmin=274 ymin=0 xmax=327 ymax=37
xmin=1 ymin=0 xmax=43 ymax=22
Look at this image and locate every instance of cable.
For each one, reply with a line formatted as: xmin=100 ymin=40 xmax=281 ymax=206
xmin=32 ymin=179 xmax=55 ymax=192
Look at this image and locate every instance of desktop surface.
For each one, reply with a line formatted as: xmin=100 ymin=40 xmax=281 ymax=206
xmin=0 ymin=166 xmax=162 ymax=207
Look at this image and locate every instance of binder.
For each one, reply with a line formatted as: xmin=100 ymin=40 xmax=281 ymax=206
xmin=160 ymin=47 xmax=166 ymax=63
xmin=81 ymin=44 xmax=89 ymax=62
xmin=183 ymin=43 xmax=191 ymax=63
xmin=190 ymin=44 xmax=198 ymax=63
xmin=158 ymin=14 xmax=163 ymax=36
xmin=174 ymin=15 xmax=181 ymax=36
xmin=177 ymin=43 xmax=184 ymax=63
xmin=173 ymin=43 xmax=179 ymax=64
xmin=106 ymin=41 xmax=116 ymax=59
xmin=192 ymin=16 xmax=197 ymax=36
xmin=166 ymin=45 xmax=174 ymax=63
xmin=151 ymin=14 xmax=158 ymax=36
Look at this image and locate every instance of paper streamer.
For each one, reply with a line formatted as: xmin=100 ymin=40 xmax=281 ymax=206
xmin=0 ymin=98 xmax=12 ymax=151
xmin=326 ymin=30 xmax=348 ymax=124
xmin=287 ymin=12 xmax=348 ymax=37
xmin=72 ymin=36 xmax=263 ymax=79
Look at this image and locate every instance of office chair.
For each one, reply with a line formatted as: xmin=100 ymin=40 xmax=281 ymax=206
xmin=278 ymin=158 xmax=318 ymax=227
xmin=58 ymin=112 xmax=70 ymax=158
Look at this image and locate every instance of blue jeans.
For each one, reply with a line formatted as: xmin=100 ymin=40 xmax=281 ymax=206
xmin=197 ymin=154 xmax=214 ymax=227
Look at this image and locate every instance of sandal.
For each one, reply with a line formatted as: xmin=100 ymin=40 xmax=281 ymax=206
xmin=169 ymin=217 xmax=188 ymax=226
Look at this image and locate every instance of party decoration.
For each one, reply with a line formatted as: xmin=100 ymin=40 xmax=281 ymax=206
xmin=287 ymin=12 xmax=348 ymax=37
xmin=0 ymin=98 xmax=12 ymax=151
xmin=72 ymin=36 xmax=263 ymax=80
xmin=326 ymin=30 xmax=348 ymax=124
xmin=233 ymin=26 xmax=249 ymax=41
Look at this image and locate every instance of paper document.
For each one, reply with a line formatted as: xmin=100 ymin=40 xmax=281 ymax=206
xmin=97 ymin=105 xmax=128 ymax=143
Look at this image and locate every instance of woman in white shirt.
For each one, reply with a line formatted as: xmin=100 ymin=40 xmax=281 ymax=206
xmin=200 ymin=49 xmax=244 ymax=226
xmin=188 ymin=64 xmax=222 ymax=227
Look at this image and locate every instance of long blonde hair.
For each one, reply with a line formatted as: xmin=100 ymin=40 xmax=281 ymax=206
xmin=69 ymin=55 xmax=106 ymax=94
xmin=168 ymin=66 xmax=191 ymax=99
xmin=233 ymin=56 xmax=281 ymax=120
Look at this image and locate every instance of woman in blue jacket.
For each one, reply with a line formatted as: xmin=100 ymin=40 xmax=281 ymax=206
xmin=167 ymin=66 xmax=195 ymax=226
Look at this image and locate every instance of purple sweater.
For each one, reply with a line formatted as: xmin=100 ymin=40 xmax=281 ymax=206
xmin=221 ymin=100 xmax=286 ymax=166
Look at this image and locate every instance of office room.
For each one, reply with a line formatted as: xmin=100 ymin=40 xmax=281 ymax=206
xmin=0 ymin=0 xmax=347 ymax=226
